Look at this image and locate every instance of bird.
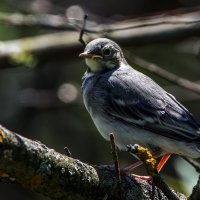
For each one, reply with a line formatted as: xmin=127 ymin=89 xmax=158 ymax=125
xmin=79 ymin=38 xmax=200 ymax=174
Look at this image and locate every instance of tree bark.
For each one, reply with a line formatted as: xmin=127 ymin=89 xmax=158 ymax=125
xmin=0 ymin=125 xmax=187 ymax=199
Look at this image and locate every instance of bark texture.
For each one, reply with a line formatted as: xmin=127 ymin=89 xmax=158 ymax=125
xmin=0 ymin=125 xmax=187 ymax=199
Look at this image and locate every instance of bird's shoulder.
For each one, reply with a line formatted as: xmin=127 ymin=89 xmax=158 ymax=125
xmin=108 ymin=64 xmax=166 ymax=105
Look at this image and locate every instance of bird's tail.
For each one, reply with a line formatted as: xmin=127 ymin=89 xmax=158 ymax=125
xmin=184 ymin=157 xmax=200 ymax=172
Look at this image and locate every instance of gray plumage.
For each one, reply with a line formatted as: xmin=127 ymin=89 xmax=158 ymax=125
xmin=80 ymin=38 xmax=200 ymax=158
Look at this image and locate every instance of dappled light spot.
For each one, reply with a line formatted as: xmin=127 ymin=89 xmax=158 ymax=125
xmin=66 ymin=5 xmax=84 ymax=20
xmin=57 ymin=83 xmax=78 ymax=104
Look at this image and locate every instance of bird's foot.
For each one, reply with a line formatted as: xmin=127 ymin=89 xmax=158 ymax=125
xmin=126 ymin=144 xmax=171 ymax=172
xmin=131 ymin=174 xmax=153 ymax=181
xmin=124 ymin=160 xmax=143 ymax=173
xmin=105 ymin=164 xmax=153 ymax=181
xmin=122 ymin=162 xmax=153 ymax=181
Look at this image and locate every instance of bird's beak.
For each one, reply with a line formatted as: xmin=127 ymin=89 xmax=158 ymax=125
xmin=79 ymin=52 xmax=93 ymax=58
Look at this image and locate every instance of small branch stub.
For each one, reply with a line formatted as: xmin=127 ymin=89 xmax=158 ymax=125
xmin=79 ymin=14 xmax=88 ymax=46
xmin=109 ymin=133 xmax=122 ymax=199
xmin=110 ymin=133 xmax=121 ymax=184
xmin=64 ymin=146 xmax=72 ymax=157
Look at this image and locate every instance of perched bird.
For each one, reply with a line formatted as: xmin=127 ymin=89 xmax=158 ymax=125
xmin=79 ymin=38 xmax=200 ymax=172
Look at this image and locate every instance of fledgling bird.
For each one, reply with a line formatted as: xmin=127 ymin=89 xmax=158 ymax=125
xmin=79 ymin=38 xmax=200 ymax=171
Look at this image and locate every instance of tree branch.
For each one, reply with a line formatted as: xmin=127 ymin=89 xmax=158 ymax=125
xmin=0 ymin=125 xmax=187 ymax=199
xmin=0 ymin=31 xmax=83 ymax=66
xmin=123 ymin=49 xmax=200 ymax=95
xmin=0 ymin=8 xmax=199 ymax=97
xmin=0 ymin=32 xmax=199 ymax=98
xmin=105 ymin=8 xmax=200 ymax=44
xmin=0 ymin=12 xmax=71 ymax=30
xmin=0 ymin=7 xmax=200 ymax=44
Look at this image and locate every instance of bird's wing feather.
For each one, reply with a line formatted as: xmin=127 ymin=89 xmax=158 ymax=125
xmin=107 ymin=69 xmax=200 ymax=143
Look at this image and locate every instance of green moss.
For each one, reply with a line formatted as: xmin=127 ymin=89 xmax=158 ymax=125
xmin=9 ymin=51 xmax=37 ymax=67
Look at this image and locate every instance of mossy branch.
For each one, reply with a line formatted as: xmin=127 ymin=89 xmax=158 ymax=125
xmin=0 ymin=125 xmax=187 ymax=199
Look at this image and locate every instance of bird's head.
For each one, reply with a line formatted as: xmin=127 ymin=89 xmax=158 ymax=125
xmin=79 ymin=38 xmax=125 ymax=73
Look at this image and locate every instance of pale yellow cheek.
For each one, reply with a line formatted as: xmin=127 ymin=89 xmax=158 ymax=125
xmin=85 ymin=58 xmax=102 ymax=72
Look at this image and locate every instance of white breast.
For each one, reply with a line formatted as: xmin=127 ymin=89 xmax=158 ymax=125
xmin=85 ymin=58 xmax=101 ymax=73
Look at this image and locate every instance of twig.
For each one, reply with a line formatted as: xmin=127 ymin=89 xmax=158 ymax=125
xmin=189 ymin=175 xmax=200 ymax=200
xmin=123 ymin=49 xmax=200 ymax=95
xmin=79 ymin=14 xmax=88 ymax=46
xmin=110 ymin=133 xmax=121 ymax=184
xmin=182 ymin=156 xmax=200 ymax=173
xmin=127 ymin=144 xmax=179 ymax=200
xmin=109 ymin=133 xmax=122 ymax=200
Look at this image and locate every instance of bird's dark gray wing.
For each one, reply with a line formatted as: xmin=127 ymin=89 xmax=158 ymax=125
xmin=107 ymin=70 xmax=200 ymax=143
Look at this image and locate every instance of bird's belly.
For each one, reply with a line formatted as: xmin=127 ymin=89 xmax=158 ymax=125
xmin=91 ymin=114 xmax=152 ymax=150
xmin=91 ymin=114 xmax=200 ymax=158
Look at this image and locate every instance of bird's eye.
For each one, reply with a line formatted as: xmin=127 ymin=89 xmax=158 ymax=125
xmin=103 ymin=48 xmax=111 ymax=56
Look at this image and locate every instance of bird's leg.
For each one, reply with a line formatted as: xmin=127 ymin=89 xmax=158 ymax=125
xmin=125 ymin=153 xmax=171 ymax=173
xmin=123 ymin=159 xmax=153 ymax=180
xmin=157 ymin=154 xmax=171 ymax=172
xmin=124 ymin=160 xmax=143 ymax=172
xmin=126 ymin=145 xmax=171 ymax=181
xmin=124 ymin=160 xmax=152 ymax=181
xmin=132 ymin=154 xmax=171 ymax=180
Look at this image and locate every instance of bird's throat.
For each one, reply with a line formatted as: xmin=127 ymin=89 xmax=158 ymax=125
xmin=85 ymin=58 xmax=103 ymax=73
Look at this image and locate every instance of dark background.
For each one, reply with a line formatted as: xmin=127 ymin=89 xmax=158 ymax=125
xmin=0 ymin=0 xmax=200 ymax=199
